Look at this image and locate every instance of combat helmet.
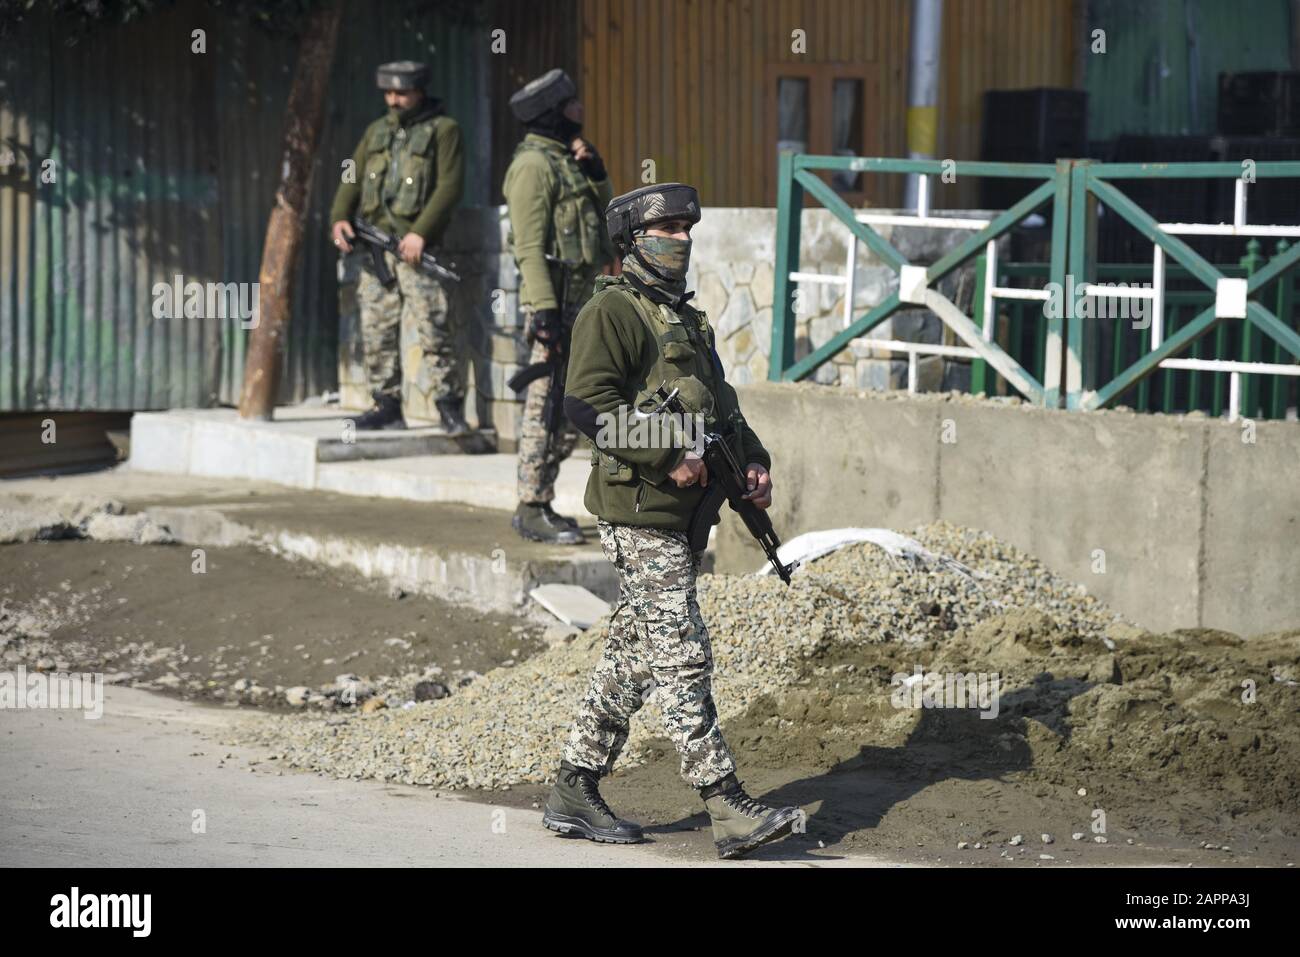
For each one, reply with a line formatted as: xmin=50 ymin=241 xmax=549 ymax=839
xmin=604 ymin=183 xmax=700 ymax=252
xmin=604 ymin=183 xmax=698 ymax=278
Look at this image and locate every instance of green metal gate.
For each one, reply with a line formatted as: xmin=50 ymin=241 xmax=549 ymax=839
xmin=1066 ymin=160 xmax=1300 ymax=417
xmin=771 ymin=153 xmax=1300 ymax=418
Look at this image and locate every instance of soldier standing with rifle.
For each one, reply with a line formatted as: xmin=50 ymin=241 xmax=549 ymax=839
xmin=540 ymin=184 xmax=803 ymax=860
xmin=329 ymin=60 xmax=468 ymax=434
xmin=503 ymin=68 xmax=615 ymax=545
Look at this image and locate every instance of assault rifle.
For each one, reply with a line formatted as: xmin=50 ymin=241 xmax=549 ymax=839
xmin=646 ymin=384 xmax=794 ymax=584
xmin=352 ymin=218 xmax=461 ymax=288
xmin=505 ymin=255 xmax=578 ymax=452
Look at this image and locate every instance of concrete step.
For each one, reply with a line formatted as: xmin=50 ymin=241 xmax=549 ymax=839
xmin=315 ymin=453 xmax=590 ymax=517
xmin=1 ymin=469 xmax=610 ymax=615
xmin=140 ymin=489 xmax=615 ymax=614
xmin=130 ymin=406 xmax=495 ymax=489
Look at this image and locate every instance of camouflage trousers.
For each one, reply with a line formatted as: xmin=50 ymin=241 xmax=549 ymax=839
xmin=355 ymin=249 xmax=462 ymax=403
xmin=516 ymin=333 xmax=579 ymax=504
xmin=562 ymin=520 xmax=737 ymax=789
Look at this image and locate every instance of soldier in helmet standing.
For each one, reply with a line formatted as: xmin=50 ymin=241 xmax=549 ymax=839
xmin=329 ymin=60 xmax=469 ymax=434
xmin=503 ymin=68 xmax=615 ymax=545
xmin=540 ymin=184 xmax=804 ymax=860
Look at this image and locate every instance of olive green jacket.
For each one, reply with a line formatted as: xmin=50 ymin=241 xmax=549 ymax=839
xmin=564 ymin=276 xmax=771 ymax=530
xmin=502 ymin=133 xmax=615 ymax=312
xmin=329 ymin=102 xmax=464 ymax=244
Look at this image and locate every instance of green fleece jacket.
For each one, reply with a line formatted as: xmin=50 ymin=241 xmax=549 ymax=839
xmin=502 ymin=133 xmax=614 ymax=311
xmin=563 ymin=277 xmax=771 ymax=529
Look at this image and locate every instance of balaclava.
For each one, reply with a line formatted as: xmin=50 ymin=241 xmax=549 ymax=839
xmin=526 ymin=101 xmax=582 ymax=144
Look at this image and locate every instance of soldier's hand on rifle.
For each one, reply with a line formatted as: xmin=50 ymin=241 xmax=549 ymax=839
xmin=331 ymin=220 xmax=355 ymax=254
xmin=742 ymin=463 xmax=772 ymax=509
xmin=669 ymin=451 xmax=708 ymax=489
xmin=530 ymin=308 xmax=563 ymax=348
xmin=397 ymin=232 xmax=425 ymax=265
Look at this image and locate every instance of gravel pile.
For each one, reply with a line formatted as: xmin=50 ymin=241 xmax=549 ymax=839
xmin=224 ymin=521 xmax=1133 ymax=790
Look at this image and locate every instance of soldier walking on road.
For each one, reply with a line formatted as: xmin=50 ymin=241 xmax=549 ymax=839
xmin=503 ymin=68 xmax=615 ymax=544
xmin=329 ymin=60 xmax=468 ymax=434
xmin=540 ymin=184 xmax=804 ymax=859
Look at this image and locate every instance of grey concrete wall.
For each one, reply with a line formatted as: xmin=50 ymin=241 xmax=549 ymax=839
xmin=717 ymin=382 xmax=1300 ymax=636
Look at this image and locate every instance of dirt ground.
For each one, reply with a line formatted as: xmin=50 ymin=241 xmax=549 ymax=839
xmin=481 ymin=719 xmax=1300 ymax=867
xmin=471 ymin=605 xmax=1300 ymax=867
xmin=3 ymin=533 xmax=1297 ymax=867
xmin=0 ymin=540 xmax=544 ymax=709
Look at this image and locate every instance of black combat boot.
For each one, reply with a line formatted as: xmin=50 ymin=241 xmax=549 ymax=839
xmin=541 ymin=502 xmax=581 ymax=532
xmin=699 ymin=773 xmax=801 ymax=859
xmin=435 ymin=396 xmax=470 ymax=437
xmin=350 ymin=394 xmax=406 ymax=431
xmin=542 ymin=761 xmax=644 ymax=844
xmin=512 ymin=502 xmax=584 ymax=545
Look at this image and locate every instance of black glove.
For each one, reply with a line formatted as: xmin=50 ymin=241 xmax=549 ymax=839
xmin=530 ymin=308 xmax=562 ymax=346
xmin=574 ymin=144 xmax=607 ymax=182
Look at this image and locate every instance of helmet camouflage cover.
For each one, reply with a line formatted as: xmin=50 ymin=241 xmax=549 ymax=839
xmin=510 ymin=67 xmax=577 ymax=122
xmin=604 ymin=183 xmax=701 ymax=250
xmin=376 ymin=60 xmax=429 ymax=91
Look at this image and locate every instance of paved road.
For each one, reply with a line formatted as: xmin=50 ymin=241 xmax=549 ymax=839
xmin=0 ymin=685 xmax=899 ymax=868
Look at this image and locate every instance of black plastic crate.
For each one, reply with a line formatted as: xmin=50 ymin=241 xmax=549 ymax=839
xmin=1212 ymin=136 xmax=1300 ymax=225
xmin=981 ymin=88 xmax=1088 ymax=160
xmin=1218 ymin=72 xmax=1300 ymax=137
xmin=1203 ymin=136 xmax=1300 ymax=266
xmin=1095 ymin=136 xmax=1217 ymax=263
xmin=980 ymin=88 xmax=1088 ymax=209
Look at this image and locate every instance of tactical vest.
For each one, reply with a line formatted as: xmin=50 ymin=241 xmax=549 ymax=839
xmin=359 ymin=110 xmax=448 ymax=224
xmin=589 ymin=276 xmax=747 ymax=488
xmin=506 ymin=138 xmax=609 ymax=307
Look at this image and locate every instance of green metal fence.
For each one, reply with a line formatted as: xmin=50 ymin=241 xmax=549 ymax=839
xmin=772 ymin=153 xmax=1070 ymax=407
xmin=1065 ymin=160 xmax=1300 ymax=416
xmin=982 ymin=249 xmax=1298 ymax=419
xmin=771 ymin=154 xmax=1300 ymax=419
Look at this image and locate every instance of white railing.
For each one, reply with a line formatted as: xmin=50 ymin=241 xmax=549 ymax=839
xmin=790 ymin=174 xmax=998 ymax=392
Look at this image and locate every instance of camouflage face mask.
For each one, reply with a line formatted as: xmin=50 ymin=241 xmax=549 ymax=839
xmin=625 ymin=234 xmax=692 ymax=299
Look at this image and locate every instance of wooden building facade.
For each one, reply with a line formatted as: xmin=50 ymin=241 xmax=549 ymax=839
xmin=488 ymin=0 xmax=1078 ymax=210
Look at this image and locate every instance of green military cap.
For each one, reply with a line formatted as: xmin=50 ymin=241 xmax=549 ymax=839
xmin=376 ymin=60 xmax=429 ymax=91
xmin=510 ymin=68 xmax=577 ymax=122
xmin=605 ymin=183 xmax=701 ymax=250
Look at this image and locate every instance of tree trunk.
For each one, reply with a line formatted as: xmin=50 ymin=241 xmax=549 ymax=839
xmin=238 ymin=1 xmax=343 ymax=420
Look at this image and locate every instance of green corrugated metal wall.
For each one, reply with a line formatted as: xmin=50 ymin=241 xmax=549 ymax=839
xmin=0 ymin=0 xmax=486 ymax=411
xmin=1086 ymin=0 xmax=1294 ymax=139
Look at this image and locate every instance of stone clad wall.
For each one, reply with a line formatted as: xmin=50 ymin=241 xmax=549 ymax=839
xmin=688 ymin=207 xmax=1006 ymax=393
xmin=685 ymin=209 xmax=777 ymax=387
xmin=339 ymin=205 xmax=1004 ymax=446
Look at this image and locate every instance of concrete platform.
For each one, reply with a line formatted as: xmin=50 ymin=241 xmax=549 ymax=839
xmin=143 ymin=491 xmax=615 ymax=612
xmin=130 ymin=406 xmax=495 ymax=489
xmin=0 ymin=470 xmax=611 ymax=613
xmin=316 ymin=453 xmax=590 ymax=517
